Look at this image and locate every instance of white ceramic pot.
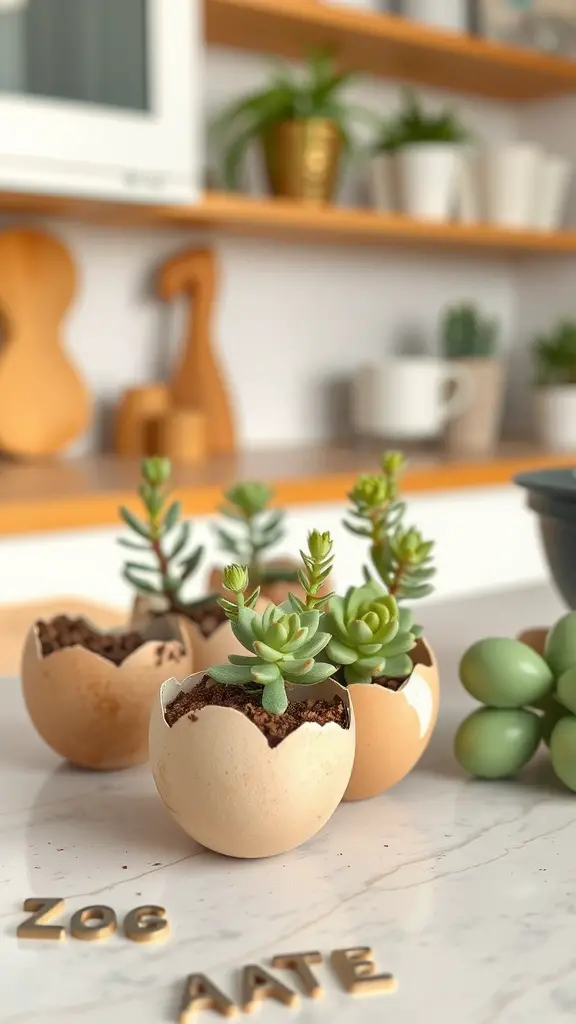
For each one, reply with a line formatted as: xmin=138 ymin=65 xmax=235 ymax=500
xmin=481 ymin=143 xmax=544 ymax=229
xmin=533 ymin=154 xmax=572 ymax=230
xmin=402 ymin=0 xmax=468 ymax=32
xmin=368 ymin=153 xmax=396 ymax=212
xmin=353 ymin=356 xmax=475 ymax=441
xmin=535 ymin=387 xmax=576 ymax=452
xmin=397 ymin=143 xmax=462 ymax=221
xmin=150 ymin=672 xmax=356 ymax=859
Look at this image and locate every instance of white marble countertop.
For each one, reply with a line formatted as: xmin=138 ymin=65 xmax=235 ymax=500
xmin=2 ymin=584 xmax=576 ymax=1024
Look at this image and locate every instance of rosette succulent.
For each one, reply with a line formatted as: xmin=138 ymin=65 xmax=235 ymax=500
xmin=322 ymin=580 xmax=417 ymax=684
xmin=208 ymin=532 xmax=337 ymax=714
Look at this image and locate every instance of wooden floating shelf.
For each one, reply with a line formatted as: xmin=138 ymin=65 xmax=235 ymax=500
xmin=0 ymin=443 xmax=575 ymax=537
xmin=3 ymin=190 xmax=576 ymax=254
xmin=205 ymin=0 xmax=576 ymax=101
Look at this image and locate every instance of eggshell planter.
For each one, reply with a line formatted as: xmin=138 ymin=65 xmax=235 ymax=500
xmin=150 ymin=671 xmax=355 ymax=859
xmin=343 ymin=638 xmax=439 ymax=801
xmin=22 ymin=617 xmax=192 ymax=771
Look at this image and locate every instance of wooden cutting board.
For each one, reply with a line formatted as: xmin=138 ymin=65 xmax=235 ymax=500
xmin=156 ymin=247 xmax=235 ymax=456
xmin=0 ymin=229 xmax=91 ymax=457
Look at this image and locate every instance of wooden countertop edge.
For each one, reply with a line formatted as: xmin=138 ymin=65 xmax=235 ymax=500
xmin=0 ymin=450 xmax=574 ymax=538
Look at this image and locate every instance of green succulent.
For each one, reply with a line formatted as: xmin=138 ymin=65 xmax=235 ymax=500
xmin=213 ymin=480 xmax=297 ymax=586
xmin=322 ymin=580 xmax=416 ymax=684
xmin=118 ymin=457 xmax=208 ymax=613
xmin=534 ymin=319 xmax=576 ymax=386
xmin=441 ymin=303 xmax=499 ymax=359
xmin=370 ymin=525 xmax=436 ymax=602
xmin=344 ymin=451 xmax=406 ymax=546
xmin=208 ymin=536 xmax=337 ymax=715
xmin=393 ymin=89 xmax=470 ymax=146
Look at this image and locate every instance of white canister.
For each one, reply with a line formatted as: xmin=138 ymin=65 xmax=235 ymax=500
xmin=402 ymin=0 xmax=468 ymax=32
xmin=397 ymin=144 xmax=462 ymax=221
xmin=533 ymin=154 xmax=572 ymax=231
xmin=535 ymin=387 xmax=576 ymax=451
xmin=481 ymin=143 xmax=544 ymax=229
xmin=353 ymin=357 xmax=475 ymax=440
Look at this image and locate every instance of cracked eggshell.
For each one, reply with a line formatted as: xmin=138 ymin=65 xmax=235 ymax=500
xmin=21 ymin=616 xmax=193 ymax=771
xmin=149 ymin=671 xmax=355 ymax=858
xmin=343 ymin=638 xmax=439 ymax=801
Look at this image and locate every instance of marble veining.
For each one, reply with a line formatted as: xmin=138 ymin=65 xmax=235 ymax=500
xmin=1 ymin=585 xmax=576 ymax=1023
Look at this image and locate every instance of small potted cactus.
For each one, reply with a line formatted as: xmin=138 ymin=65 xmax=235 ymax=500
xmin=209 ymin=480 xmax=333 ymax=606
xmin=149 ymin=532 xmax=355 ymax=859
xmin=454 ymin=610 xmax=576 ymax=792
xmin=440 ymin=302 xmax=504 ymax=457
xmin=325 ymin=451 xmax=439 ymax=800
xmin=21 ymin=613 xmax=191 ymax=771
xmin=122 ymin=458 xmax=255 ymax=671
xmin=532 ymin=319 xmax=576 ymax=451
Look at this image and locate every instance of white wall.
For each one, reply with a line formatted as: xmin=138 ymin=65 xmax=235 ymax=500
xmin=0 ymin=49 xmax=522 ymax=453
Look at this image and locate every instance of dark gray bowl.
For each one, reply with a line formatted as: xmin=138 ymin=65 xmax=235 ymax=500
xmin=515 ymin=467 xmax=576 ymax=609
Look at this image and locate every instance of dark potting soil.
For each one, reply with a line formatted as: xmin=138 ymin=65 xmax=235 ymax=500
xmin=164 ymin=674 xmax=349 ymax=747
xmin=180 ymin=600 xmax=228 ymax=638
xmin=36 ymin=615 xmax=184 ymax=667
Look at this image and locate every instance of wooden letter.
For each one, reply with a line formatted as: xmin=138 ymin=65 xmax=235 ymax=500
xmin=17 ymin=897 xmax=66 ymax=942
xmin=123 ymin=905 xmax=169 ymax=944
xmin=241 ymin=965 xmax=299 ymax=1013
xmin=271 ymin=952 xmax=324 ymax=999
xmin=179 ymin=974 xmax=238 ymax=1020
xmin=70 ymin=905 xmax=117 ymax=942
xmin=331 ymin=947 xmax=398 ymax=997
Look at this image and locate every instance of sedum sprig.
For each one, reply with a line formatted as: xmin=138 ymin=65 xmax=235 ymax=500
xmin=289 ymin=529 xmax=335 ymax=612
xmin=213 ymin=481 xmax=297 ymax=585
xmin=322 ymin=580 xmax=416 ymax=684
xmin=118 ymin=457 xmax=205 ymax=612
xmin=344 ymin=451 xmax=406 ymax=545
xmin=370 ymin=524 xmax=435 ymax=601
xmin=207 ymin=562 xmax=335 ymax=715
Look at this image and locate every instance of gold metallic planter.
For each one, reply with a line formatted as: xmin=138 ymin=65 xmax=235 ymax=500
xmin=262 ymin=119 xmax=342 ymax=203
xmin=150 ymin=671 xmax=355 ymax=858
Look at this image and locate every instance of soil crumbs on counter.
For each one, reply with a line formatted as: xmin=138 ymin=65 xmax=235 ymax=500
xmin=182 ymin=601 xmax=228 ymax=638
xmin=165 ymin=675 xmax=348 ymax=747
xmin=37 ymin=616 xmax=146 ymax=666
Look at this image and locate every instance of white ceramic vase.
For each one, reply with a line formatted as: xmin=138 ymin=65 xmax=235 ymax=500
xmin=481 ymin=143 xmax=543 ymax=229
xmin=397 ymin=143 xmax=462 ymax=221
xmin=402 ymin=0 xmax=468 ymax=32
xmin=368 ymin=153 xmax=396 ymax=211
xmin=535 ymin=387 xmax=576 ymax=452
xmin=533 ymin=154 xmax=572 ymax=230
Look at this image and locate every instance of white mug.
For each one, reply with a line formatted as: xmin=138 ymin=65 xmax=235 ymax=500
xmin=353 ymin=357 xmax=475 ymax=440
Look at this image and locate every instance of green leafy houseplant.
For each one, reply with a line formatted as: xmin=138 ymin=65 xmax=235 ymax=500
xmin=213 ymin=481 xmax=297 ymax=587
xmin=441 ymin=303 xmax=499 ymax=359
xmin=392 ymin=90 xmax=470 ymax=146
xmin=119 ymin=457 xmax=214 ymax=617
xmin=212 ymin=50 xmax=369 ymax=190
xmin=533 ymin=320 xmax=576 ymax=386
xmin=207 ymin=530 xmax=337 ymax=714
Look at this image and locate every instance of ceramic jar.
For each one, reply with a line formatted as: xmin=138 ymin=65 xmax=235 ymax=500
xmin=150 ymin=671 xmax=355 ymax=858
xmin=343 ymin=638 xmax=439 ymax=801
xmin=22 ymin=616 xmax=192 ymax=771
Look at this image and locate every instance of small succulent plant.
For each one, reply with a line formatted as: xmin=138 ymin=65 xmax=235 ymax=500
xmin=118 ymin=457 xmax=208 ymax=614
xmin=345 ymin=451 xmax=436 ymax=604
xmin=208 ymin=558 xmax=335 ymax=715
xmin=322 ymin=580 xmax=416 ymax=684
xmin=213 ymin=480 xmax=298 ymax=586
xmin=441 ymin=303 xmax=499 ymax=359
xmin=534 ymin=319 xmax=576 ymax=386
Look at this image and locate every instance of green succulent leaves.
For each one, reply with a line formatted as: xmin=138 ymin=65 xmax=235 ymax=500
xmin=118 ymin=457 xmax=204 ymax=607
xmin=370 ymin=525 xmax=436 ymax=602
xmin=322 ymin=581 xmax=416 ymax=684
xmin=213 ymin=479 xmax=294 ymax=584
xmin=441 ymin=302 xmax=499 ymax=360
xmin=290 ymin=529 xmax=334 ymax=612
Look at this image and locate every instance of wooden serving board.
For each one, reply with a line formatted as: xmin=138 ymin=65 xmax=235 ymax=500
xmin=0 ymin=229 xmax=91 ymax=457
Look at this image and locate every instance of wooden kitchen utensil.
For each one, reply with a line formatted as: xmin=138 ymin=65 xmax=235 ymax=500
xmin=156 ymin=248 xmax=236 ymax=456
xmin=156 ymin=408 xmax=207 ymax=465
xmin=0 ymin=228 xmax=91 ymax=458
xmin=114 ymin=382 xmax=170 ymax=458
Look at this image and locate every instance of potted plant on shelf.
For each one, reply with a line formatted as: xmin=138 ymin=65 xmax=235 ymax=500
xmin=532 ymin=320 xmax=576 ymax=452
xmin=21 ymin=613 xmax=191 ymax=771
xmin=122 ymin=457 xmax=255 ymax=670
xmin=149 ymin=532 xmax=355 ymax=859
xmin=393 ymin=90 xmax=469 ymax=221
xmin=209 ymin=480 xmax=333 ymax=605
xmin=440 ymin=302 xmax=504 ymax=457
xmin=323 ymin=450 xmax=439 ymax=800
xmin=454 ymin=610 xmax=576 ymax=792
xmin=212 ymin=49 xmax=368 ymax=203
xmin=367 ymin=119 xmax=403 ymax=212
